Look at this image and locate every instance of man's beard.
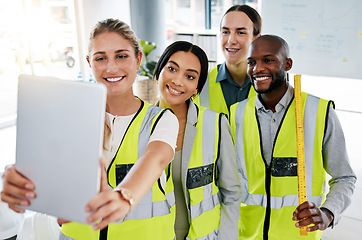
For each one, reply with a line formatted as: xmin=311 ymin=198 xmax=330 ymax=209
xmin=253 ymin=68 xmax=286 ymax=94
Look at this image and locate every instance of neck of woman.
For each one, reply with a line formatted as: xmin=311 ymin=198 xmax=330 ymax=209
xmin=106 ymin=92 xmax=141 ymax=116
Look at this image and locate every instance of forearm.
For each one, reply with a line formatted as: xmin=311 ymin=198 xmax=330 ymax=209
xmin=321 ymin=107 xmax=357 ymax=225
xmin=320 ymin=176 xmax=356 ymax=225
xmin=114 ymin=141 xmax=174 ymax=203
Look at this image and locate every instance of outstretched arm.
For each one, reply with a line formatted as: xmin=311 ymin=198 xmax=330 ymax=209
xmin=85 ymin=140 xmax=175 ymax=230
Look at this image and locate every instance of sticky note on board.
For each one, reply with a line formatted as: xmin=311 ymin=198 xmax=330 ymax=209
xmin=358 ymin=31 xmax=362 ymax=38
xmin=342 ymin=57 xmax=349 ymax=62
xmin=300 ymin=32 xmax=307 ymax=38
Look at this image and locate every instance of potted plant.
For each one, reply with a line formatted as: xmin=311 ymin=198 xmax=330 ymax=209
xmin=134 ymin=40 xmax=159 ymax=104
xmin=139 ymin=40 xmax=158 ymax=78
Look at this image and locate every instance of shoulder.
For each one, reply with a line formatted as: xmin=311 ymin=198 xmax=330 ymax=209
xmin=209 ymin=64 xmax=222 ymax=79
xmin=145 ymin=104 xmax=174 ymax=121
xmin=302 ymin=92 xmax=334 ymax=111
xmin=196 ymin=104 xmax=228 ymax=126
xmin=230 ymin=97 xmax=252 ymax=111
xmin=302 ymin=92 xmax=332 ymax=103
xmin=155 ymin=108 xmax=179 ymax=128
xmin=196 ymin=103 xmax=219 ymax=118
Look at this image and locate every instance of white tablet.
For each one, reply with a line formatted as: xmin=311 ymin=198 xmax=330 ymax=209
xmin=15 ymin=74 xmax=106 ymax=224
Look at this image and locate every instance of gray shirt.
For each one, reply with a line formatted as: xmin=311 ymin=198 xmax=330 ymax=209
xmin=255 ymin=84 xmax=356 ymax=225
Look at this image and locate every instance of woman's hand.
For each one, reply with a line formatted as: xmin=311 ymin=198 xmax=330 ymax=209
xmin=292 ymin=201 xmax=334 ymax=232
xmin=1 ymin=165 xmax=36 ymax=213
xmin=85 ymin=188 xmax=131 ymax=230
xmin=84 ymin=158 xmax=131 ymax=230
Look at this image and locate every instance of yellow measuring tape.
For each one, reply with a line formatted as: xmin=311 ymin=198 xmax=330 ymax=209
xmin=294 ymin=75 xmax=308 ymax=236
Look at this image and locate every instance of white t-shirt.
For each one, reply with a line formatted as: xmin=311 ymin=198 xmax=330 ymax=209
xmin=103 ymin=109 xmax=179 ymax=168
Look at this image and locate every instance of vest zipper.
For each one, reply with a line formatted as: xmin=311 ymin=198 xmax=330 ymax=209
xmin=263 ymin=164 xmax=271 ymax=240
xmin=262 ymin=95 xmax=294 ymax=239
xmin=255 ymin=107 xmax=272 ymax=240
xmin=99 ymin=226 xmax=108 ymax=240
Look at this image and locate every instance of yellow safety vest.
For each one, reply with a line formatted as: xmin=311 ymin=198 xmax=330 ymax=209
xmin=230 ymin=93 xmax=332 ymax=240
xmin=194 ymin=65 xmax=256 ymax=118
xmin=61 ymin=101 xmax=175 ymax=240
xmin=185 ymin=105 xmax=222 ymax=239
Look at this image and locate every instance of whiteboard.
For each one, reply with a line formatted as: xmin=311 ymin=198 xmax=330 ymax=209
xmin=261 ymin=0 xmax=362 ymax=79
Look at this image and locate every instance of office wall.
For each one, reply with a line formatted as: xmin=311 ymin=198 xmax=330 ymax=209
xmin=261 ymin=0 xmax=362 ymax=80
xmin=81 ymin=0 xmax=131 ymax=38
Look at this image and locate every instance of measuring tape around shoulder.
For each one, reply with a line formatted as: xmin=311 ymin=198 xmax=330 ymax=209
xmin=294 ymin=75 xmax=308 ymax=236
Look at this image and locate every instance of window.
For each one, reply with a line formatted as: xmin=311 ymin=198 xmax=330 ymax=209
xmin=0 ymin=0 xmax=80 ymax=170
xmin=210 ymin=0 xmax=259 ymax=29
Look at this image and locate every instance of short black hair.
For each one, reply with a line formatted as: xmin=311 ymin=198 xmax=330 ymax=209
xmin=222 ymin=4 xmax=262 ymax=36
xmin=253 ymin=34 xmax=290 ymax=59
xmin=153 ymin=41 xmax=209 ymax=94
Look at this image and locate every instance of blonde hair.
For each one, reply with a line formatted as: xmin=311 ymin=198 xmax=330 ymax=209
xmin=88 ymin=18 xmax=140 ymax=57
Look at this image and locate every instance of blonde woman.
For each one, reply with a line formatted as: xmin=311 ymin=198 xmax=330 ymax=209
xmin=1 ymin=19 xmax=179 ymax=240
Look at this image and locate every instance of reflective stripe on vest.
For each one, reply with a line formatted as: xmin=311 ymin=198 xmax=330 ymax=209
xmin=230 ymin=93 xmax=331 ymax=240
xmin=186 ymin=106 xmax=222 ymax=240
xmin=61 ymin=101 xmax=175 ymax=240
xmin=196 ymin=65 xmax=256 ymax=118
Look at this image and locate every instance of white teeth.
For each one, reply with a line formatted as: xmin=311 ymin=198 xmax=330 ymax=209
xmin=106 ymin=77 xmax=124 ymax=82
xmin=255 ymin=76 xmax=270 ymax=81
xmin=227 ymin=48 xmax=239 ymax=52
xmin=168 ymin=86 xmax=182 ymax=94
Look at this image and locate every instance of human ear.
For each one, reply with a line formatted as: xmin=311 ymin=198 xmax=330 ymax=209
xmin=193 ymin=88 xmax=198 ymax=96
xmin=136 ymin=51 xmax=143 ymax=70
xmin=253 ymin=33 xmax=262 ymax=41
xmin=284 ymin=58 xmax=293 ymax=71
xmin=86 ymin=55 xmax=91 ymax=68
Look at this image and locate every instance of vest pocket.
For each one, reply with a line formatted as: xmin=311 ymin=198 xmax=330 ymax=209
xmin=187 ymin=163 xmax=214 ymax=189
xmin=115 ymin=164 xmax=134 ymax=185
xmin=271 ymin=158 xmax=297 ymax=177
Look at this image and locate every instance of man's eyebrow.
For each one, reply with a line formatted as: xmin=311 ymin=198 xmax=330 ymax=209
xmin=247 ymin=54 xmax=275 ymax=60
xmin=93 ymin=51 xmax=105 ymax=56
xmin=221 ymin=27 xmax=248 ymax=31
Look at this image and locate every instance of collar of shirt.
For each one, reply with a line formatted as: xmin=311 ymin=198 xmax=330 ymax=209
xmin=105 ymin=112 xmax=114 ymax=128
xmin=255 ymin=84 xmax=294 ymax=113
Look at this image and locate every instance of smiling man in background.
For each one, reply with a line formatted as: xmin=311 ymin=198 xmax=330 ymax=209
xmin=195 ymin=4 xmax=261 ymax=117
